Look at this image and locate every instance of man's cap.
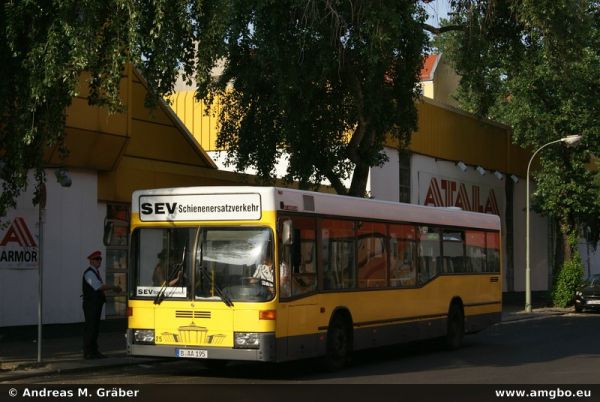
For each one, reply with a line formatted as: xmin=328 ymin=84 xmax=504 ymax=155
xmin=87 ymin=250 xmax=102 ymax=260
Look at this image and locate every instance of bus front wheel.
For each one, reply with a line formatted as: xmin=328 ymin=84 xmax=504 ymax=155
xmin=445 ymin=305 xmax=464 ymax=350
xmin=323 ymin=315 xmax=352 ymax=371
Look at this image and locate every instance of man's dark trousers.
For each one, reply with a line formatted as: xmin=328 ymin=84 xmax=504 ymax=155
xmin=83 ymin=299 xmax=103 ymax=355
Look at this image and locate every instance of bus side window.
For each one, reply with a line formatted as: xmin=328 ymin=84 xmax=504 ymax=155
xmin=486 ymin=232 xmax=500 ymax=273
xmin=466 ymin=231 xmax=486 ymax=273
xmin=357 ymin=221 xmax=387 ymax=288
xmin=418 ymin=226 xmax=440 ymax=284
xmin=291 ymin=229 xmax=302 ymax=273
xmin=321 ymin=219 xmax=355 ymax=290
xmin=389 ymin=224 xmax=417 ymax=288
xmin=443 ymin=230 xmax=465 ymax=273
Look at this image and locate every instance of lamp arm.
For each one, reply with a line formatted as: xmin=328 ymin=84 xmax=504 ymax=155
xmin=527 ymin=139 xmax=563 ymax=176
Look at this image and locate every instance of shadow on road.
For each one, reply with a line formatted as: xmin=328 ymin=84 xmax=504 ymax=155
xmin=164 ymin=313 xmax=600 ymax=382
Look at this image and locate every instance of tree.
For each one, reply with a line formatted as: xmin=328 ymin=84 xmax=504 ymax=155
xmin=436 ymin=0 xmax=600 ymax=302
xmin=1 ymin=0 xmax=431 ymax=220
xmin=195 ymin=0 xmax=429 ymax=195
xmin=0 ymin=0 xmax=202 ymax=217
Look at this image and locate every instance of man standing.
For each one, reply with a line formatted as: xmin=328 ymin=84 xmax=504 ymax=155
xmin=82 ymin=250 xmax=121 ymax=359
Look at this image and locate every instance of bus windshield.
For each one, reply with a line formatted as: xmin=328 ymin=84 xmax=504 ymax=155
xmin=197 ymin=228 xmax=274 ymax=302
xmin=131 ymin=227 xmax=274 ymax=303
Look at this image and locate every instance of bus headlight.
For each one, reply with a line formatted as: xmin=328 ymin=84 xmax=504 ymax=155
xmin=234 ymin=332 xmax=260 ymax=349
xmin=133 ymin=329 xmax=155 ymax=344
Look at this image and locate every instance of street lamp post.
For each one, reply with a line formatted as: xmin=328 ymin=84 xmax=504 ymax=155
xmin=37 ymin=169 xmax=71 ymax=363
xmin=37 ymin=184 xmax=46 ymax=363
xmin=525 ymin=135 xmax=582 ymax=312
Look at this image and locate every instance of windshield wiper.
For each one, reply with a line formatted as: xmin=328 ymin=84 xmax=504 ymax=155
xmin=197 ymin=265 xmax=234 ymax=307
xmin=154 ymin=247 xmax=185 ymax=305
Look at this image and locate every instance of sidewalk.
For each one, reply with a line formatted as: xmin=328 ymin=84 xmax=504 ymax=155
xmin=0 ymin=305 xmax=574 ymax=382
xmin=0 ymin=328 xmax=164 ymax=382
xmin=501 ymin=305 xmax=573 ymax=322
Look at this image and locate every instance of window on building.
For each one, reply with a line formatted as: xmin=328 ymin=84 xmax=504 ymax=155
xmin=104 ymin=204 xmax=129 ymax=318
xmin=399 ymin=149 xmax=411 ymax=203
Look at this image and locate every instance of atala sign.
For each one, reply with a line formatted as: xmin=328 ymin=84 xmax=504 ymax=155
xmin=419 ymin=172 xmax=504 ymax=217
xmin=0 ymin=212 xmax=39 ymax=269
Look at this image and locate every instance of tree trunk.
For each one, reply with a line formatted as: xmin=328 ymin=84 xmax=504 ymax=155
xmin=553 ymin=217 xmax=576 ymax=286
xmin=348 ymin=162 xmax=370 ymax=197
xmin=560 ymin=217 xmax=577 ymax=261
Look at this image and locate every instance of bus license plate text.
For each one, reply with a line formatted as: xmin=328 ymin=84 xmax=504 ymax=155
xmin=176 ymin=349 xmax=208 ymax=359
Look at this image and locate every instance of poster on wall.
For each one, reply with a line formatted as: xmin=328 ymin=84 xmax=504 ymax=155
xmin=0 ymin=209 xmax=39 ymax=269
xmin=418 ymin=172 xmax=505 ymax=218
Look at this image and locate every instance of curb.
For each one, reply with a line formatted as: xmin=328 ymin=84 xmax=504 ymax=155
xmin=501 ymin=309 xmax=573 ymax=323
xmin=0 ymin=356 xmax=164 ymax=383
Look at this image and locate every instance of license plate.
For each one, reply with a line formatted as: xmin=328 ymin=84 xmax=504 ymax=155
xmin=176 ymin=348 xmax=208 ymax=359
xmin=586 ymin=299 xmax=600 ymax=305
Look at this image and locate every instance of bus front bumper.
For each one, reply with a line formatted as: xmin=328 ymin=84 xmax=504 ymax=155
xmin=127 ymin=331 xmax=277 ymax=362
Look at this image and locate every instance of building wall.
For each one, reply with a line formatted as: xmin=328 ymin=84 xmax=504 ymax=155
xmin=421 ymin=81 xmax=434 ymax=99
xmin=432 ymin=61 xmax=461 ymax=108
xmin=168 ymin=91 xmax=220 ymax=151
xmin=406 ymin=101 xmax=528 ymax=177
xmin=419 ymin=55 xmax=461 ymax=108
xmin=369 ymin=148 xmax=399 ymax=201
xmin=0 ymin=170 xmax=103 ymax=326
xmin=579 ymin=239 xmax=600 ymax=279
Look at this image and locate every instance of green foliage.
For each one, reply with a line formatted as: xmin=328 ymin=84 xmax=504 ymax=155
xmin=551 ymin=252 xmax=584 ymax=307
xmin=195 ymin=0 xmax=429 ymax=195
xmin=0 ymin=0 xmax=203 ymax=217
xmin=437 ymin=0 xmax=600 ymax=257
xmin=1 ymin=0 xmax=431 ymax=218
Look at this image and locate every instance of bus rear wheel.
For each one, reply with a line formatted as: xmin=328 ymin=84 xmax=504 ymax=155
xmin=445 ymin=305 xmax=464 ymax=350
xmin=323 ymin=315 xmax=352 ymax=371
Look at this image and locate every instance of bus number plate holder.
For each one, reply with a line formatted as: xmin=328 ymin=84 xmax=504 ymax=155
xmin=176 ymin=348 xmax=208 ymax=359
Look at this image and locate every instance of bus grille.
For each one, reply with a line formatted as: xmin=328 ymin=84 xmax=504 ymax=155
xmin=175 ymin=310 xmax=212 ymax=319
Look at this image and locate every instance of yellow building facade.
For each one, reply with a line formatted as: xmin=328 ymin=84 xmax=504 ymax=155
xmin=168 ymin=91 xmax=529 ymax=178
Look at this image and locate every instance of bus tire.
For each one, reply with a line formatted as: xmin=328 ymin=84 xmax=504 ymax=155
xmin=445 ymin=304 xmax=464 ymax=350
xmin=323 ymin=315 xmax=352 ymax=371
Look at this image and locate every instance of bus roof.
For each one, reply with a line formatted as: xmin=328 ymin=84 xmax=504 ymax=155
xmin=132 ymin=186 xmax=501 ymax=231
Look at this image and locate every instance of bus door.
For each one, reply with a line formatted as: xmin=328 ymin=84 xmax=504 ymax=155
xmin=279 ymin=217 xmax=320 ymax=360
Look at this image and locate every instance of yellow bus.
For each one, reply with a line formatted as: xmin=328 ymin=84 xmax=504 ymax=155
xmin=127 ymin=186 xmax=502 ymax=369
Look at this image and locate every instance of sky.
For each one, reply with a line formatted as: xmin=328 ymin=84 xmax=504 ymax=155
xmin=423 ymin=0 xmax=451 ymax=28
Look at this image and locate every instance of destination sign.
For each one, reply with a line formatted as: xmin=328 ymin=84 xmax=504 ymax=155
xmin=139 ymin=193 xmax=262 ymax=221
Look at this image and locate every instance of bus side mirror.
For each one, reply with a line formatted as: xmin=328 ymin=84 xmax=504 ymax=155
xmin=281 ymin=220 xmax=293 ymax=245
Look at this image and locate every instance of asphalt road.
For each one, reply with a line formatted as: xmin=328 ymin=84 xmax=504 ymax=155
xmin=12 ymin=313 xmax=600 ymax=385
